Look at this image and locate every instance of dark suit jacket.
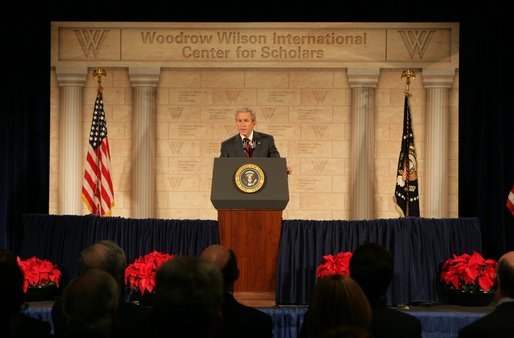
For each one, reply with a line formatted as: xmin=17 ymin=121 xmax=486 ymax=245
xmin=216 ymin=292 xmax=273 ymax=338
xmin=6 ymin=313 xmax=53 ymax=338
xmin=369 ymin=305 xmax=422 ymax=338
xmin=458 ymin=301 xmax=514 ymax=338
xmin=220 ymin=131 xmax=280 ymax=158
xmin=52 ymin=297 xmax=151 ymax=338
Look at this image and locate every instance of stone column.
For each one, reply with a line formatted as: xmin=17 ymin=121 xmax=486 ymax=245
xmin=347 ymin=68 xmax=380 ymax=220
xmin=55 ymin=67 xmax=88 ymax=215
xmin=129 ymin=68 xmax=160 ymax=218
xmin=422 ymin=68 xmax=455 ymax=218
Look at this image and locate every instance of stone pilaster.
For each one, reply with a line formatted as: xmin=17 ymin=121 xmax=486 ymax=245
xmin=129 ymin=68 xmax=160 ymax=218
xmin=347 ymin=68 xmax=380 ymax=220
xmin=55 ymin=67 xmax=88 ymax=215
xmin=422 ymin=68 xmax=455 ymax=217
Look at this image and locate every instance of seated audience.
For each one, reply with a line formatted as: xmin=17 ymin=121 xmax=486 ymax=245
xmin=0 ymin=248 xmax=53 ymax=338
xmin=200 ymin=244 xmax=273 ymax=338
xmin=299 ymin=274 xmax=372 ymax=338
xmin=349 ymin=242 xmax=422 ymax=338
xmin=458 ymin=251 xmax=514 ymax=338
xmin=152 ymin=255 xmax=223 ymax=338
xmin=61 ymin=268 xmax=119 ymax=338
xmin=52 ymin=240 xmax=151 ymax=338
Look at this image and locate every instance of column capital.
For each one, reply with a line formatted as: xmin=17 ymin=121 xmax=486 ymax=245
xmin=55 ymin=67 xmax=88 ymax=87
xmin=347 ymin=68 xmax=380 ymax=88
xmin=129 ymin=67 xmax=161 ymax=87
xmin=422 ymin=68 xmax=456 ymax=88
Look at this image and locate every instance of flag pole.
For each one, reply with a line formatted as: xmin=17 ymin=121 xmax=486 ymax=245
xmin=401 ymin=69 xmax=415 ymax=216
xmin=93 ymin=68 xmax=107 ymax=216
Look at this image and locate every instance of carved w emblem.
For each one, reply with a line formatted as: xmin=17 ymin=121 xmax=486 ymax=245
xmin=311 ymin=160 xmax=328 ymax=172
xmin=398 ymin=30 xmax=435 ymax=59
xmin=74 ymin=30 xmax=109 ymax=58
xmin=311 ymin=126 xmax=327 ymax=138
xmin=225 ymin=90 xmax=241 ymax=102
xmin=260 ymin=107 xmax=276 ymax=120
xmin=312 ymin=90 xmax=328 ymax=104
xmin=169 ymin=107 xmax=184 ymax=120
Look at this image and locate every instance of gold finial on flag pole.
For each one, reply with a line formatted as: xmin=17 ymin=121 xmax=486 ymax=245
xmin=93 ymin=68 xmax=107 ymax=92
xmin=401 ymin=69 xmax=416 ymax=95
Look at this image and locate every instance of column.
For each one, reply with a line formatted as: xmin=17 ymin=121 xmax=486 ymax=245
xmin=347 ymin=68 xmax=380 ymax=220
xmin=129 ymin=67 xmax=160 ymax=218
xmin=55 ymin=67 xmax=88 ymax=215
xmin=422 ymin=68 xmax=455 ymax=218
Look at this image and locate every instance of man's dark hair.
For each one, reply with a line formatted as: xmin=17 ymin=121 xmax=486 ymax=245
xmin=152 ymin=255 xmax=223 ymax=338
xmin=78 ymin=240 xmax=127 ymax=286
xmin=497 ymin=257 xmax=514 ymax=298
xmin=349 ymin=242 xmax=394 ymax=304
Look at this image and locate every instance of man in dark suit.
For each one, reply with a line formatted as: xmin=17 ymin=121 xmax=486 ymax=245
xmin=350 ymin=242 xmax=422 ymax=338
xmin=200 ymin=244 xmax=273 ymax=338
xmin=52 ymin=240 xmax=151 ymax=338
xmin=220 ymin=108 xmax=280 ymax=158
xmin=458 ymin=251 xmax=514 ymax=338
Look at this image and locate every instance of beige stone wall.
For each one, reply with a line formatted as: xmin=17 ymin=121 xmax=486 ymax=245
xmin=49 ymin=67 xmax=459 ymax=220
xmin=49 ymin=22 xmax=459 ymax=220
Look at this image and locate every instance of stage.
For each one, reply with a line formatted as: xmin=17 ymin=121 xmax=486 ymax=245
xmin=23 ymin=301 xmax=492 ymax=338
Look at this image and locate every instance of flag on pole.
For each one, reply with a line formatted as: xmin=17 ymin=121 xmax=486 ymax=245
xmin=81 ymin=87 xmax=114 ymax=216
xmin=507 ymin=184 xmax=514 ymax=216
xmin=393 ymin=94 xmax=420 ymax=217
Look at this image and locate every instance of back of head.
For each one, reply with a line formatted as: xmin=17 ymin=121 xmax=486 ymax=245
xmin=0 ymin=249 xmax=25 ymax=318
xmin=349 ymin=242 xmax=394 ymax=304
xmin=200 ymin=244 xmax=239 ymax=291
xmin=153 ymin=255 xmax=223 ymax=338
xmin=308 ymin=274 xmax=371 ymax=334
xmin=78 ymin=240 xmax=127 ymax=286
xmin=497 ymin=251 xmax=514 ymax=298
xmin=63 ymin=268 xmax=119 ymax=337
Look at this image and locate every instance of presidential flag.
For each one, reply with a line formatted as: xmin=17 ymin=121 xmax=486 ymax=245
xmin=393 ymin=94 xmax=420 ymax=217
xmin=81 ymin=88 xmax=114 ymax=216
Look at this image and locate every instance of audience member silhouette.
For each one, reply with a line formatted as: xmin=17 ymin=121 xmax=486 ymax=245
xmin=0 ymin=248 xmax=53 ymax=338
xmin=319 ymin=326 xmax=373 ymax=338
xmin=52 ymin=240 xmax=151 ymax=338
xmin=152 ymin=255 xmax=223 ymax=338
xmin=350 ymin=242 xmax=422 ymax=338
xmin=458 ymin=250 xmax=514 ymax=338
xmin=61 ymin=268 xmax=119 ymax=338
xmin=200 ymin=244 xmax=273 ymax=338
xmin=299 ymin=274 xmax=372 ymax=338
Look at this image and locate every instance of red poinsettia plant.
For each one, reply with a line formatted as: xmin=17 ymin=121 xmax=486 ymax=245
xmin=316 ymin=252 xmax=353 ymax=278
xmin=17 ymin=256 xmax=62 ymax=293
xmin=124 ymin=250 xmax=176 ymax=295
xmin=440 ymin=251 xmax=497 ymax=293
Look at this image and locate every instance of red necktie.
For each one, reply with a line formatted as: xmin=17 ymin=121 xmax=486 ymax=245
xmin=244 ymin=138 xmax=252 ymax=157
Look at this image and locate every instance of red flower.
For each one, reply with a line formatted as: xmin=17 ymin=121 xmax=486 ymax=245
xmin=17 ymin=257 xmax=62 ymax=293
xmin=316 ymin=252 xmax=353 ymax=278
xmin=440 ymin=251 xmax=497 ymax=293
xmin=124 ymin=250 xmax=176 ymax=295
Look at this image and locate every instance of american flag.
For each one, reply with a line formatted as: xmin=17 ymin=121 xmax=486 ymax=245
xmin=393 ymin=94 xmax=420 ymax=217
xmin=81 ymin=88 xmax=114 ymax=216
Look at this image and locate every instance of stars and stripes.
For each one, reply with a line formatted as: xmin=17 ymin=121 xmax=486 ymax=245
xmin=507 ymin=184 xmax=514 ymax=216
xmin=81 ymin=89 xmax=114 ymax=216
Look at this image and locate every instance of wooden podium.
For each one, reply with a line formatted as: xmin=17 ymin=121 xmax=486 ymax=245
xmin=211 ymin=158 xmax=289 ymax=306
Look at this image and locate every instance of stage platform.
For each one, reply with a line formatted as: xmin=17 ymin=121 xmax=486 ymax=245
xmin=23 ymin=301 xmax=492 ymax=338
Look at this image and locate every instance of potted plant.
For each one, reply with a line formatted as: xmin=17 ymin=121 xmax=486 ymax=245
xmin=316 ymin=252 xmax=353 ymax=278
xmin=17 ymin=256 xmax=62 ymax=301
xmin=440 ymin=251 xmax=497 ymax=306
xmin=124 ymin=250 xmax=176 ymax=305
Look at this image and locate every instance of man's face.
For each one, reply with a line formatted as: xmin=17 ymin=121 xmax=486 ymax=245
xmin=236 ymin=112 xmax=256 ymax=138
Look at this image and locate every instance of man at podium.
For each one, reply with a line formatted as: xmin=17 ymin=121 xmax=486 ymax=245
xmin=220 ymin=108 xmax=281 ymax=158
xmin=220 ymin=108 xmax=291 ymax=174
